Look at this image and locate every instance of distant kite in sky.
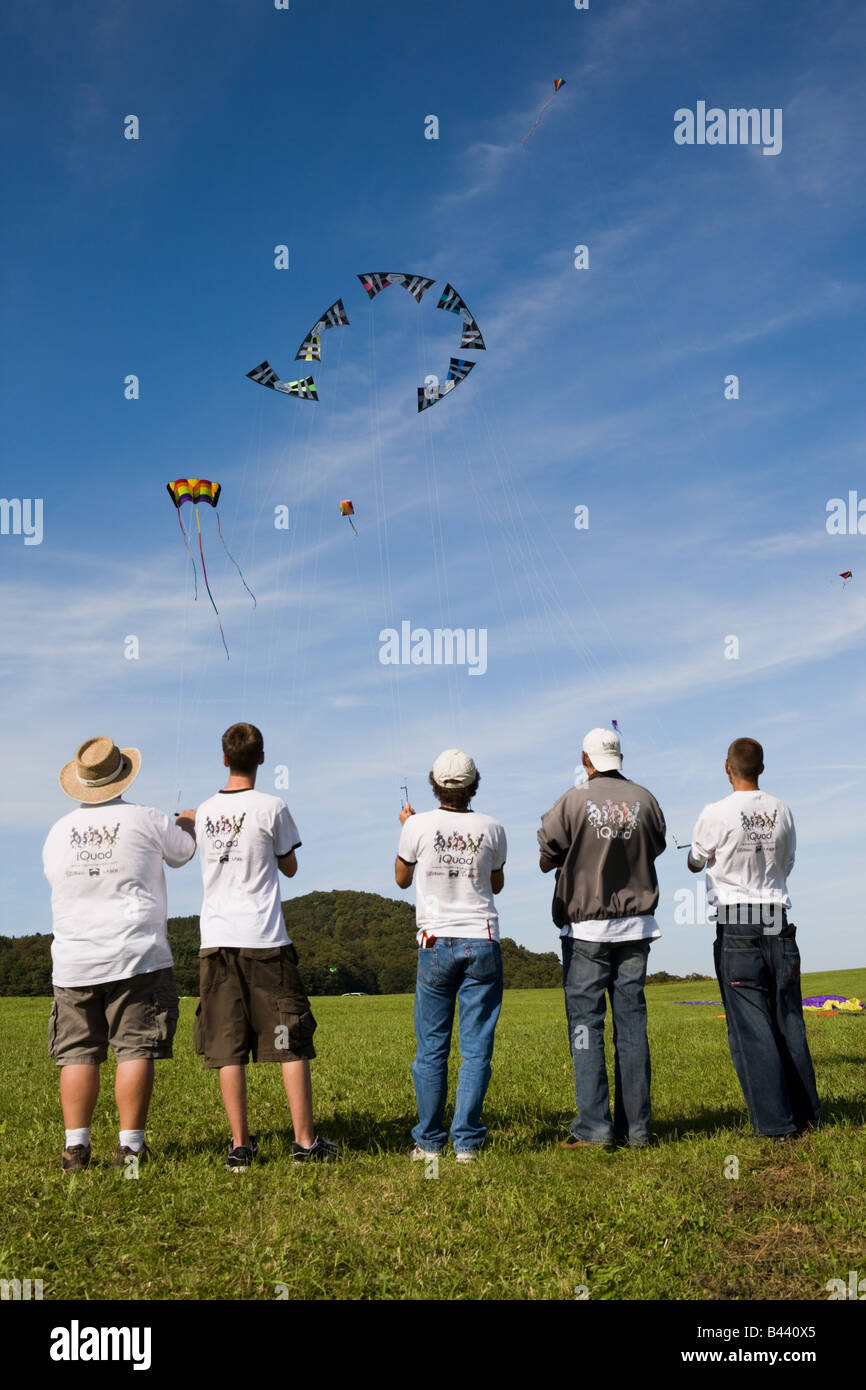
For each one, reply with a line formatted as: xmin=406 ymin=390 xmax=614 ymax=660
xmin=295 ymin=299 xmax=350 ymax=362
xmin=340 ymin=500 xmax=358 ymax=536
xmin=437 ymin=284 xmax=486 ymax=351
xmin=521 ymin=78 xmax=566 ymax=144
xmin=166 ymin=478 xmax=255 ymax=660
xmin=612 ymin=719 xmax=622 ymax=734
xmin=357 ymin=272 xmax=435 ymax=303
xmin=417 ymin=358 xmax=476 ymax=411
xmin=246 ymin=360 xmax=318 ymax=399
xmin=839 ymin=570 xmax=853 ymax=586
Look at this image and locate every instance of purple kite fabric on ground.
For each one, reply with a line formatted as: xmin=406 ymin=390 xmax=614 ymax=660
xmin=802 ymin=995 xmax=865 ymax=1012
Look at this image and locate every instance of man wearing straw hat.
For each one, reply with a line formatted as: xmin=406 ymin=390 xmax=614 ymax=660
xmin=42 ymin=737 xmax=197 ymax=1172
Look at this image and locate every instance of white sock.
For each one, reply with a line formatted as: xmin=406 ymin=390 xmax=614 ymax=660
xmin=119 ymin=1129 xmax=145 ymax=1152
xmin=65 ymin=1128 xmax=90 ymax=1149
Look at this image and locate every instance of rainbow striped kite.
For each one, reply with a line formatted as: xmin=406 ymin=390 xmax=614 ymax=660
xmin=166 ymin=478 xmax=255 ymax=659
xmin=521 ymin=78 xmax=566 ymax=143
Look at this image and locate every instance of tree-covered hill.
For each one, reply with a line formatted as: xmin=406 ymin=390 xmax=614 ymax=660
xmin=0 ymin=890 xmax=563 ymax=996
xmin=1 ymin=891 xmax=715 ymax=996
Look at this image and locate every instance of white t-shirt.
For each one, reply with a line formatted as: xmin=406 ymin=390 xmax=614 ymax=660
xmin=690 ymin=790 xmax=795 ymax=909
xmin=42 ymin=797 xmax=196 ymax=987
xmin=195 ymin=789 xmax=301 ymax=948
xmin=561 ymin=915 xmax=661 ymax=943
xmin=397 ymin=809 xmax=507 ymax=943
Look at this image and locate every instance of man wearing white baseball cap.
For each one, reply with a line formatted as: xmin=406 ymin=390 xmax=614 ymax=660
xmin=42 ymin=737 xmax=197 ymax=1172
xmin=538 ymin=728 xmax=666 ymax=1150
xmin=395 ymin=749 xmax=507 ymax=1162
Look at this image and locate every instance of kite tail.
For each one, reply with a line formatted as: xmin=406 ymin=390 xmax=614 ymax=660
xmin=195 ymin=506 xmax=229 ymax=660
xmin=216 ymin=513 xmax=257 ymax=606
xmin=521 ymin=95 xmax=554 ymax=144
xmin=349 ymin=519 xmax=359 ymax=537
xmin=177 ymin=509 xmax=198 ymax=600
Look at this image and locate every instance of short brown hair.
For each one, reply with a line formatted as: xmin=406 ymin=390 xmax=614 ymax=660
xmin=428 ymin=770 xmax=480 ymax=811
xmin=222 ymin=722 xmax=263 ymax=775
xmin=727 ymin=737 xmax=764 ymax=780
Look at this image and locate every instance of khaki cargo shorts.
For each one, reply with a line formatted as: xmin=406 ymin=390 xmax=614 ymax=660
xmin=194 ymin=944 xmax=317 ymax=1068
xmin=48 ymin=966 xmax=179 ymax=1066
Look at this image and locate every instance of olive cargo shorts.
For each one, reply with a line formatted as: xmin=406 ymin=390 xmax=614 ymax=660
xmin=194 ymin=944 xmax=317 ymax=1068
xmin=48 ymin=966 xmax=179 ymax=1066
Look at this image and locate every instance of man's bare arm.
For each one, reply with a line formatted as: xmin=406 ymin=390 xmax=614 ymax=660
xmin=395 ymin=857 xmax=415 ymax=889
xmin=277 ymin=849 xmax=298 ymax=878
xmin=491 ymin=867 xmax=504 ymax=894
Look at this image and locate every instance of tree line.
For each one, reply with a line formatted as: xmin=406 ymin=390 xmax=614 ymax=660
xmin=1 ymin=890 xmax=711 ymax=996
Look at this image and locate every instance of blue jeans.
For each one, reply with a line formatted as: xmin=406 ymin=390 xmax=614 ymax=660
xmin=714 ymin=920 xmax=821 ymax=1136
xmin=561 ymin=936 xmax=652 ymax=1146
xmin=411 ymin=938 xmax=503 ymax=1153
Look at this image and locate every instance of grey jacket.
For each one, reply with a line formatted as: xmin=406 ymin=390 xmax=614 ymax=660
xmin=538 ymin=772 xmax=666 ymax=926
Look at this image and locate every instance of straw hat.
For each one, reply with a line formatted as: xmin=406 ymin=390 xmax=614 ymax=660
xmin=59 ymin=737 xmax=141 ymax=804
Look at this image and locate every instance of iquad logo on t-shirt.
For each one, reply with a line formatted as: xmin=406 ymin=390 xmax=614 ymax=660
xmin=69 ymin=823 xmax=121 ymax=862
xmin=204 ymin=812 xmax=246 ymax=860
xmin=432 ymin=827 xmax=485 ymax=876
xmin=739 ymin=810 xmax=778 ymax=843
xmin=586 ymin=799 xmax=641 ymax=840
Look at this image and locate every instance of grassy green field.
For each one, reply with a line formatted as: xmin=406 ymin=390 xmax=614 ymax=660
xmin=2 ymin=969 xmax=865 ymax=1301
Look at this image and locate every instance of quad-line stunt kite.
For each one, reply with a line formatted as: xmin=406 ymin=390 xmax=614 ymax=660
xmin=166 ymin=478 xmax=255 ymax=660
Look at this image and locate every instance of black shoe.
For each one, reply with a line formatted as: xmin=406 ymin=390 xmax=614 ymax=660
xmin=292 ymin=1135 xmax=338 ymax=1163
xmin=226 ymin=1137 xmax=258 ymax=1171
xmin=61 ymin=1144 xmax=91 ymax=1173
xmin=113 ymin=1143 xmax=150 ymax=1169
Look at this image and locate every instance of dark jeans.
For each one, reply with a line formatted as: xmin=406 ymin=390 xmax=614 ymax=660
xmin=714 ymin=916 xmax=821 ymax=1136
xmin=561 ymin=936 xmax=652 ymax=1146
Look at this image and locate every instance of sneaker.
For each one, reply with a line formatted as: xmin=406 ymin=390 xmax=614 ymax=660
xmin=455 ymin=1149 xmax=480 ymax=1164
xmin=226 ymin=1138 xmax=258 ymax=1171
xmin=61 ymin=1144 xmax=91 ymax=1173
xmin=410 ymin=1145 xmax=442 ymax=1161
xmin=292 ymin=1135 xmax=338 ymax=1163
xmin=558 ymin=1134 xmax=615 ymax=1153
xmin=113 ymin=1143 xmax=150 ymax=1170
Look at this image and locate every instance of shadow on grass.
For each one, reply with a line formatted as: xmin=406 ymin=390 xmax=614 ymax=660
xmin=156 ymin=1110 xmax=422 ymax=1161
xmin=155 ymin=1096 xmax=865 ymax=1163
xmin=814 ymin=1097 xmax=866 ymax=1126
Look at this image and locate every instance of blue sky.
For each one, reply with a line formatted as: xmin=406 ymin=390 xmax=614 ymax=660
xmin=2 ymin=0 xmax=865 ymax=973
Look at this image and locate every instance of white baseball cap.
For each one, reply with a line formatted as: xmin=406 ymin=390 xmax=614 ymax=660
xmin=432 ymin=749 xmax=478 ymax=787
xmin=582 ymin=728 xmax=622 ymax=772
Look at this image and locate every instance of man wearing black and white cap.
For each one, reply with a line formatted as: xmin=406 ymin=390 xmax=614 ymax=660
xmin=395 ymin=749 xmax=507 ymax=1162
xmin=538 ymin=728 xmax=666 ymax=1150
xmin=42 ymin=737 xmax=196 ymax=1172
